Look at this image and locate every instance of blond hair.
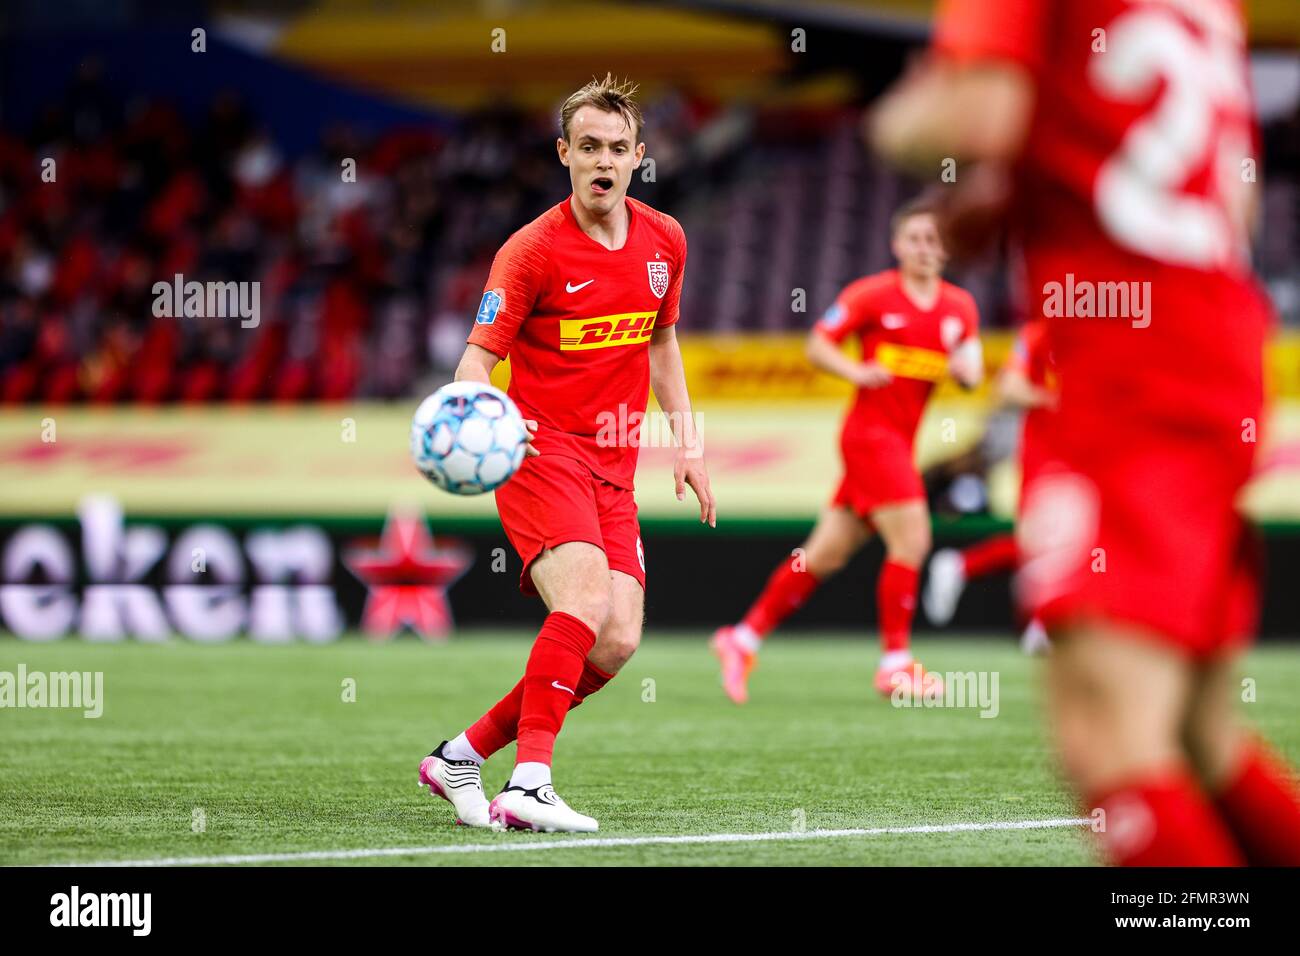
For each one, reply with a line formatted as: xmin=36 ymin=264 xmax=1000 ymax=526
xmin=560 ymin=73 xmax=643 ymax=143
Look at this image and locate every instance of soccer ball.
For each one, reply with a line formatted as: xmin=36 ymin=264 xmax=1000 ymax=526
xmin=410 ymin=382 xmax=528 ymax=495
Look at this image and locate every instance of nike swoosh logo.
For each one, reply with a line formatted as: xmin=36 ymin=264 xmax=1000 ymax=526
xmin=882 ymin=315 xmax=907 ymax=329
xmin=551 ymin=681 xmax=575 ymax=694
xmin=565 ymin=279 xmax=594 ymax=293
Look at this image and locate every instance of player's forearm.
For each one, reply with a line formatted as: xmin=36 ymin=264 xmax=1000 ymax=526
xmin=649 ymin=333 xmax=702 ymax=453
xmin=948 ymin=338 xmax=984 ymax=389
xmin=454 ymin=344 xmax=499 ymax=385
xmin=996 ymin=369 xmax=1034 ymax=408
xmin=869 ymin=62 xmax=1034 ymax=172
xmin=806 ymin=329 xmax=861 ymax=383
xmin=997 ymin=369 xmax=1051 ymax=410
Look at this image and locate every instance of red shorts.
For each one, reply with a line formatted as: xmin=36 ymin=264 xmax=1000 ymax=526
xmin=1013 ymin=253 xmax=1269 ymax=658
xmin=494 ymin=453 xmax=645 ymax=596
xmin=1017 ymin=411 xmax=1052 ymax=518
xmin=1016 ymin=411 xmax=1260 ymax=659
xmin=831 ymin=427 xmax=924 ymax=517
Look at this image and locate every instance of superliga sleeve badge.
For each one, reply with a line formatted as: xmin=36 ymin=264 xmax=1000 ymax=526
xmin=476 ymin=288 xmax=504 ymax=325
xmin=646 ymin=261 xmax=669 ymax=299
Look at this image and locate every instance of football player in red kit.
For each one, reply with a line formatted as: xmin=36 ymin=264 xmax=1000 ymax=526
xmin=924 ymin=318 xmax=1056 ymax=653
xmin=419 ymin=75 xmax=715 ymax=833
xmin=872 ymin=0 xmax=1300 ymax=865
xmin=712 ymin=200 xmax=983 ymax=703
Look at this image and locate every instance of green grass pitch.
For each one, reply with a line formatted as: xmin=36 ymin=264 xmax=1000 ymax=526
xmin=3 ymin=634 xmax=1299 ymax=867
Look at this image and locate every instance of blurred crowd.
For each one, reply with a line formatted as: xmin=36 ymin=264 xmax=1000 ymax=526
xmin=0 ymin=64 xmax=704 ymax=403
xmin=0 ymin=63 xmax=1295 ymax=404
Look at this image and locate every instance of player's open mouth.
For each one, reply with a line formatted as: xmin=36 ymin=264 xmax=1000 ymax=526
xmin=591 ymin=177 xmax=614 ymax=195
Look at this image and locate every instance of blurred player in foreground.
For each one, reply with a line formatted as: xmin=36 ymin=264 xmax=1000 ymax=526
xmin=420 ymin=75 xmax=715 ymax=832
xmin=712 ymin=201 xmax=983 ymax=703
xmin=924 ymin=318 xmax=1056 ymax=654
xmin=872 ymin=0 xmax=1300 ymax=865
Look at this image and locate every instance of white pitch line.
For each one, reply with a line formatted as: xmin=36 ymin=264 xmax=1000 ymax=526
xmin=56 ymin=818 xmax=1091 ymax=867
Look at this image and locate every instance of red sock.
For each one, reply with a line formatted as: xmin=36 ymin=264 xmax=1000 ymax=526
xmin=573 ymin=659 xmax=615 ymax=705
xmin=1088 ymin=769 xmax=1243 ymax=866
xmin=464 ymin=659 xmax=616 ymax=759
xmin=515 ymin=611 xmax=597 ymax=765
xmin=741 ymin=559 xmax=821 ymax=637
xmin=878 ymin=559 xmax=919 ymax=653
xmin=1215 ymin=741 xmax=1300 ymax=866
xmin=961 ymin=533 xmax=1019 ymax=579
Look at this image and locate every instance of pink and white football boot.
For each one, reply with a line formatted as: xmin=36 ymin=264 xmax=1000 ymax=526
xmin=710 ymin=625 xmax=757 ymax=704
xmin=418 ymin=741 xmax=491 ymax=828
xmin=489 ymin=784 xmax=598 ymax=833
xmin=874 ymin=660 xmax=945 ymax=698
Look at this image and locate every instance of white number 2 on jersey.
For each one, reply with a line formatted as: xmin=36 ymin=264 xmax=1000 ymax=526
xmin=1089 ymin=2 xmax=1254 ymax=271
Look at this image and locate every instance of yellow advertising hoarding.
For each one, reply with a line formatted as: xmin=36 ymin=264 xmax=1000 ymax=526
xmin=1 ymin=397 xmax=1297 ymax=523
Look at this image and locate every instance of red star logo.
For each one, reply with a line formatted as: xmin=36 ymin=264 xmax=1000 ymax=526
xmin=344 ymin=505 xmax=472 ymax=641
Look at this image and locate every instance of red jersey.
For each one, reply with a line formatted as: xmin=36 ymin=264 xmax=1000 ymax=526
xmin=815 ymin=269 xmax=979 ymax=444
xmin=1006 ymin=318 xmax=1057 ymax=481
xmin=467 ymin=195 xmax=687 ymax=490
xmin=934 ymin=0 xmax=1271 ymax=431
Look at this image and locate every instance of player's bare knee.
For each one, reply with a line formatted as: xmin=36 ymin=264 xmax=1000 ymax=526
xmin=881 ymin=523 xmax=929 ymax=567
xmin=917 ymin=526 xmax=933 ymax=560
xmin=559 ymin=582 xmax=613 ymax=634
xmin=593 ymin=601 xmax=641 ymax=671
xmin=599 ymin=625 xmax=641 ymax=671
xmin=582 ymin=591 xmax=615 ymax=634
xmin=805 ymin=549 xmax=848 ymax=578
xmin=887 ymin=539 xmax=928 ymax=569
xmin=803 ymin=528 xmax=859 ymax=578
xmin=910 ymin=525 xmax=933 ymax=563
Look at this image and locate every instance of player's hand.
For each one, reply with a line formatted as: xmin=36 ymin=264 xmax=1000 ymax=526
xmin=947 ymin=343 xmax=983 ymax=388
xmin=523 ymin=419 xmax=540 ymax=457
xmin=674 ymin=450 xmax=716 ymax=528
xmin=932 ymin=162 xmax=1012 ymax=260
xmin=852 ymin=361 xmax=893 ymax=389
xmin=1033 ymin=387 xmax=1059 ymax=411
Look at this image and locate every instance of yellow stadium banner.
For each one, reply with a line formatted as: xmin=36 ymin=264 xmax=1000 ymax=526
xmin=675 ymin=332 xmax=1015 ymax=401
xmin=1 ymin=399 xmax=1296 ymax=522
xmin=676 ymin=334 xmax=851 ymax=401
xmin=1269 ymin=335 xmax=1300 ymax=401
xmin=676 ymin=331 xmax=1300 ymax=402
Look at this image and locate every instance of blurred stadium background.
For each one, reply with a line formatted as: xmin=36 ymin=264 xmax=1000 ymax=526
xmin=0 ymin=0 xmax=1297 ymax=642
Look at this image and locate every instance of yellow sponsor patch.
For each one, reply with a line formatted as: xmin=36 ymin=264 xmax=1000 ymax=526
xmin=559 ymin=312 xmax=657 ymax=351
xmin=875 ymin=343 xmax=949 ymax=382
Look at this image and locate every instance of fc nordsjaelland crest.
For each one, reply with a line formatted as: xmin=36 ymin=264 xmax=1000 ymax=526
xmin=647 ymin=261 xmax=670 ymax=299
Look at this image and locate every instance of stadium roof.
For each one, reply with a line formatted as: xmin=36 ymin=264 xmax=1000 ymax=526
xmin=214 ymin=0 xmax=1298 ymax=110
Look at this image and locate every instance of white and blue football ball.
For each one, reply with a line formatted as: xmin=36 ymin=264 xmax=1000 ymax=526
xmin=410 ymin=382 xmax=528 ymax=495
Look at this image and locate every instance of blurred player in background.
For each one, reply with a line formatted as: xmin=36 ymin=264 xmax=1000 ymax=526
xmin=924 ymin=317 xmax=1056 ymax=654
xmin=872 ymin=0 xmax=1300 ymax=865
xmin=420 ymin=75 xmax=715 ymax=833
xmin=712 ymin=201 xmax=982 ymax=703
